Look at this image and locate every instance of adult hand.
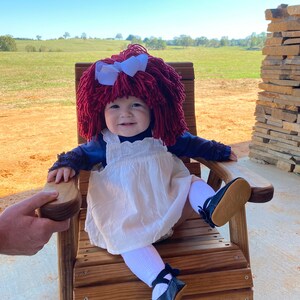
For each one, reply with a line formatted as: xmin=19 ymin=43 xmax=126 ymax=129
xmin=0 ymin=191 xmax=70 ymax=255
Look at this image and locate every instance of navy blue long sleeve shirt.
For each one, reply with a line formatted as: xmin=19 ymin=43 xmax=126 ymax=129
xmin=49 ymin=128 xmax=231 ymax=174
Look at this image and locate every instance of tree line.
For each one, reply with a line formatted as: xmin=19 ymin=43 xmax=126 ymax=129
xmin=0 ymin=32 xmax=267 ymax=52
xmin=126 ymin=32 xmax=267 ymax=50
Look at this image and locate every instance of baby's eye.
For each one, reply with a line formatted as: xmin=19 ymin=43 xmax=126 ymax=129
xmin=109 ymin=104 xmax=119 ymax=109
xmin=132 ymin=102 xmax=143 ymax=107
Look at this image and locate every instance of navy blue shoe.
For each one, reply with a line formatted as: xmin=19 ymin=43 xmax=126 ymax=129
xmin=152 ymin=263 xmax=186 ymax=300
xmin=198 ymin=177 xmax=251 ymax=228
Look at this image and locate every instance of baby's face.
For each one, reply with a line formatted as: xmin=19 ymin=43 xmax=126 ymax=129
xmin=104 ymin=96 xmax=151 ymax=137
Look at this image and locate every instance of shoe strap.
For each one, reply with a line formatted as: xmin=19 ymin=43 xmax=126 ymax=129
xmin=151 ymin=263 xmax=180 ymax=287
xmin=198 ymin=205 xmax=215 ymax=228
xmin=202 ymin=195 xmax=213 ymax=210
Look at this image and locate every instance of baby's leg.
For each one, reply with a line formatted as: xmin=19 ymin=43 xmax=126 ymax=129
xmin=188 ymin=178 xmax=215 ymax=212
xmin=121 ymin=245 xmax=184 ymax=300
xmin=188 ymin=177 xmax=251 ymax=227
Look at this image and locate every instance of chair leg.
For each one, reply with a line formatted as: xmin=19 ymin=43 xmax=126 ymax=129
xmin=229 ymin=207 xmax=251 ymax=264
xmin=57 ymin=217 xmax=78 ymax=300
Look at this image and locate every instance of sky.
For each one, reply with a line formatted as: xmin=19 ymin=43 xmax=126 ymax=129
xmin=1 ymin=0 xmax=300 ymax=41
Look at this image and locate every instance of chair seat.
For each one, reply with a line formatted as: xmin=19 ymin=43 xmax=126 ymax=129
xmin=73 ymin=210 xmax=253 ymax=299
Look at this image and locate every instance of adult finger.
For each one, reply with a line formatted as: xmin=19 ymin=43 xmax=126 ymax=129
xmin=19 ymin=191 xmax=59 ymax=213
xmin=41 ymin=218 xmax=70 ymax=233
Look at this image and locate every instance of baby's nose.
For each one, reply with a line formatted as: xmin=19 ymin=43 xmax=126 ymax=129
xmin=121 ymin=108 xmax=132 ymax=117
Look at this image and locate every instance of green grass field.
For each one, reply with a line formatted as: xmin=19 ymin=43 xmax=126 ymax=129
xmin=14 ymin=38 xmax=129 ymax=52
xmin=0 ymin=40 xmax=264 ymax=108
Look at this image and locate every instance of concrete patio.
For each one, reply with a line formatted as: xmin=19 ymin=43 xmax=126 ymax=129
xmin=0 ymin=157 xmax=299 ymax=300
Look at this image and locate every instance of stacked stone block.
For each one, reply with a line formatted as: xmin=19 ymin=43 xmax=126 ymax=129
xmin=249 ymin=4 xmax=300 ymax=173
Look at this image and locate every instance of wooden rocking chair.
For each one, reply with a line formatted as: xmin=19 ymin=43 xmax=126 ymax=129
xmin=48 ymin=62 xmax=273 ymax=299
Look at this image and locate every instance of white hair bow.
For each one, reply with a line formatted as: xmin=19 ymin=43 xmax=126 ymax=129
xmin=95 ymin=53 xmax=148 ymax=85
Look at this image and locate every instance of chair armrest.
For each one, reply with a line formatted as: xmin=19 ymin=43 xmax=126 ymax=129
xmin=193 ymin=158 xmax=274 ymax=203
xmin=39 ymin=178 xmax=82 ymax=221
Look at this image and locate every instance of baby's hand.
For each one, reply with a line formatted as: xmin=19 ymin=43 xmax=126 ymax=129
xmin=47 ymin=167 xmax=76 ymax=184
xmin=229 ymin=151 xmax=238 ymax=161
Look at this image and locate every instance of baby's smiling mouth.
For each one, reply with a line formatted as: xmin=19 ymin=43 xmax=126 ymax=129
xmin=119 ymin=122 xmax=136 ymax=126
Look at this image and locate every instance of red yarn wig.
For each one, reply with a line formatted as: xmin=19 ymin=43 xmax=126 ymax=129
xmin=77 ymin=44 xmax=188 ymax=146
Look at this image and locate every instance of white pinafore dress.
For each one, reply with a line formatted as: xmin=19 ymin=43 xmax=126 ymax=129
xmin=85 ymin=129 xmax=193 ymax=254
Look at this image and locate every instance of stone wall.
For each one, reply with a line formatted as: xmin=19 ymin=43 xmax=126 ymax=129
xmin=249 ymin=4 xmax=300 ymax=174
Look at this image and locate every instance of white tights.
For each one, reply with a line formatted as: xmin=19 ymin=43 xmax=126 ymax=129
xmin=121 ymin=245 xmax=171 ymax=300
xmin=188 ymin=178 xmax=215 ymax=212
xmin=121 ymin=179 xmax=215 ymax=300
